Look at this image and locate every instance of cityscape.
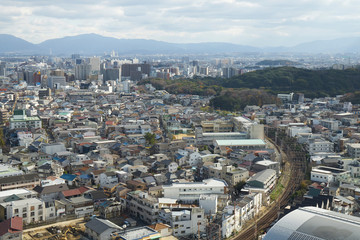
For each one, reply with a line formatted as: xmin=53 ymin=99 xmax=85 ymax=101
xmin=1 ymin=1 xmax=360 ymax=240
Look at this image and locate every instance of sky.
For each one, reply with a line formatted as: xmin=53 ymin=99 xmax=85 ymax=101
xmin=0 ymin=0 xmax=359 ymax=47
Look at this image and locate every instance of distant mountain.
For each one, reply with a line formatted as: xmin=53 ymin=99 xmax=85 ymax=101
xmin=288 ymin=37 xmax=360 ymax=53
xmin=38 ymin=33 xmax=260 ymax=55
xmin=0 ymin=34 xmax=38 ymax=54
xmin=0 ymin=33 xmax=359 ymax=55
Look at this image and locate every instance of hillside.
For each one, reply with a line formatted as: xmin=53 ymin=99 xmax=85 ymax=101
xmin=142 ymin=66 xmax=360 ymax=111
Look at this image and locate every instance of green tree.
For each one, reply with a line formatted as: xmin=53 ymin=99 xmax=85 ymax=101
xmin=144 ymin=132 xmax=156 ymax=146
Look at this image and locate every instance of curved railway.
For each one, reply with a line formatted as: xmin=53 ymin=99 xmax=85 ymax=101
xmin=232 ymin=130 xmax=306 ymax=240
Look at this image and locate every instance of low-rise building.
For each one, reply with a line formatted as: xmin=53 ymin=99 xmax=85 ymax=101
xmin=0 ymin=198 xmax=45 ymax=224
xmin=246 ymin=169 xmax=277 ymax=193
xmin=163 ymin=178 xmax=228 ymax=203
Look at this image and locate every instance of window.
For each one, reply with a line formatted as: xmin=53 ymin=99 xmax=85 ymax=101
xmin=31 ymin=212 xmax=35 ymax=217
xmin=23 ymin=207 xmax=27 ymax=212
xmin=14 ymin=209 xmax=19 ymax=214
xmin=38 ymin=205 xmax=42 ymax=209
xmin=23 ymin=213 xmax=27 ymax=218
xmin=197 ymin=215 xmax=202 ymax=218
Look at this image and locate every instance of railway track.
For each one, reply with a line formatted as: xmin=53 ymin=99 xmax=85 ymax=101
xmin=232 ymin=132 xmax=306 ymax=240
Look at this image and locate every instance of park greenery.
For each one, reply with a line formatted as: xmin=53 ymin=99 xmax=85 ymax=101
xmin=140 ymin=66 xmax=360 ymax=111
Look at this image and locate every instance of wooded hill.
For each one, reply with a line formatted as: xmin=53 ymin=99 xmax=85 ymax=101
xmin=140 ymin=66 xmax=360 ymax=111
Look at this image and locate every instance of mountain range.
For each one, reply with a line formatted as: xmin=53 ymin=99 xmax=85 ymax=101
xmin=0 ymin=33 xmax=359 ymax=55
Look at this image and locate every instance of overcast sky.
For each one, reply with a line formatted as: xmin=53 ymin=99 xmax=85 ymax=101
xmin=0 ymin=0 xmax=359 ymax=47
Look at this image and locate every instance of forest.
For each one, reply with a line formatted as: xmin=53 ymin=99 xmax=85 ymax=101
xmin=139 ymin=66 xmax=360 ymax=111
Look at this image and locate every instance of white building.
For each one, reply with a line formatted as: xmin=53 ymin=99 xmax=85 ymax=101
xmin=311 ymin=166 xmax=347 ymax=184
xmin=99 ymin=172 xmax=119 ymax=188
xmin=347 ymin=143 xmax=360 ymax=158
xmin=288 ymin=124 xmax=312 ymax=137
xmin=17 ymin=131 xmax=33 ymax=147
xmin=159 ymin=207 xmax=206 ymax=237
xmin=222 ymin=205 xmax=241 ymax=238
xmin=0 ymin=198 xmax=45 ymax=224
xmin=307 ymin=139 xmax=334 ymax=155
xmin=162 ymin=178 xmax=228 ymax=203
xmin=41 ymin=143 xmax=66 ymax=155
xmin=9 ymin=110 xmax=41 ymax=130
xmin=0 ymin=164 xmax=23 ymax=179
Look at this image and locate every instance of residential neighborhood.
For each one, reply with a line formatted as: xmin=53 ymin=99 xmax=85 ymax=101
xmin=0 ymin=56 xmax=359 ymax=240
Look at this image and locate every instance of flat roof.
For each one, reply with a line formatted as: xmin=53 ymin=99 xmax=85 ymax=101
xmin=0 ymin=188 xmax=33 ymax=198
xmin=215 ymin=139 xmax=266 ymax=146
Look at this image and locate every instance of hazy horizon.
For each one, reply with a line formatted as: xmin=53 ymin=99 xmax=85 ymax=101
xmin=0 ymin=0 xmax=359 ymax=47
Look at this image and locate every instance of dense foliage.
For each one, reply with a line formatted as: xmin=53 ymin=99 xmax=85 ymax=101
xmin=140 ymin=66 xmax=360 ymax=111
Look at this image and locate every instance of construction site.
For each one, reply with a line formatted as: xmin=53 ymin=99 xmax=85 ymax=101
xmin=23 ymin=219 xmax=86 ymax=240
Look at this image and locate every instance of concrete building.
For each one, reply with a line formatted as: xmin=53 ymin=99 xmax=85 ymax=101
xmin=163 ymin=178 xmax=228 ymax=203
xmin=200 ymin=120 xmax=233 ymax=133
xmin=222 ymin=205 xmax=241 ymax=238
xmin=159 ymin=207 xmax=206 ymax=237
xmin=75 ymin=64 xmax=91 ymax=80
xmin=232 ymin=116 xmax=264 ymax=139
xmin=126 ymin=191 xmax=159 ymax=224
xmin=347 ymin=143 xmax=360 ymax=158
xmin=47 ymin=76 xmax=66 ymax=89
xmin=0 ymin=198 xmax=45 ymax=224
xmin=246 ymin=169 xmax=277 ymax=193
xmin=307 ymin=139 xmax=334 ymax=155
xmin=9 ymin=110 xmax=41 ymax=130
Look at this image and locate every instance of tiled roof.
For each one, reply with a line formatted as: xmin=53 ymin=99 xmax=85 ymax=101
xmin=0 ymin=217 xmax=23 ymax=236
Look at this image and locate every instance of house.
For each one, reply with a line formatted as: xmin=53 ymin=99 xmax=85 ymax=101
xmin=33 ymin=184 xmax=69 ymax=202
xmin=99 ymin=201 xmax=123 ymax=219
xmin=0 ymin=217 xmax=23 ymax=240
xmin=99 ymin=172 xmax=118 ymax=188
xmin=85 ymin=217 xmax=122 ymax=240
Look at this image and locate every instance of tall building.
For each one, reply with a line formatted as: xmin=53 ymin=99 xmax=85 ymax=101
xmin=103 ymin=68 xmax=121 ymax=83
xmin=75 ymin=64 xmax=91 ymax=80
xmin=89 ymin=57 xmax=100 ymax=73
xmin=121 ymin=63 xmax=150 ymax=80
xmin=47 ymin=76 xmax=66 ymax=89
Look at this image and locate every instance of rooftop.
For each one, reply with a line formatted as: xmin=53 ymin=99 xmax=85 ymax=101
xmin=264 ymin=207 xmax=360 ymax=240
xmin=215 ymin=139 xmax=266 ymax=146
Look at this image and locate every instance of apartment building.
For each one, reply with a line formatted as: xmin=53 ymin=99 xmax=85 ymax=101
xmin=0 ymin=198 xmax=45 ymax=224
xmin=163 ymin=178 xmax=228 ymax=203
xmin=127 ymin=191 xmax=159 ymax=224
xmin=159 ymin=207 xmax=206 ymax=237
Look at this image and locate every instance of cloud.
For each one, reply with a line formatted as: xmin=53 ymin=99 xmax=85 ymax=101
xmin=0 ymin=0 xmax=358 ymax=46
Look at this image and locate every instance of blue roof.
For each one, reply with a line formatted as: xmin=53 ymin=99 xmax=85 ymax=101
xmin=175 ymin=153 xmax=184 ymax=160
xmin=60 ymin=174 xmax=77 ymax=181
xmin=80 ymin=174 xmax=91 ymax=179
xmin=53 ymin=157 xmax=66 ymax=163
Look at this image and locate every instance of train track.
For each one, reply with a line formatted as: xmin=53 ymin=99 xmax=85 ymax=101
xmin=232 ymin=135 xmax=306 ymax=240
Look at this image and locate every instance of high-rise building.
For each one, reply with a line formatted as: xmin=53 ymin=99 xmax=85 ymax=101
xmin=75 ymin=64 xmax=91 ymax=80
xmin=121 ymin=63 xmax=150 ymax=81
xmin=48 ymin=76 xmax=66 ymax=89
xmin=103 ymin=68 xmax=121 ymax=83
xmin=89 ymin=57 xmax=100 ymax=73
